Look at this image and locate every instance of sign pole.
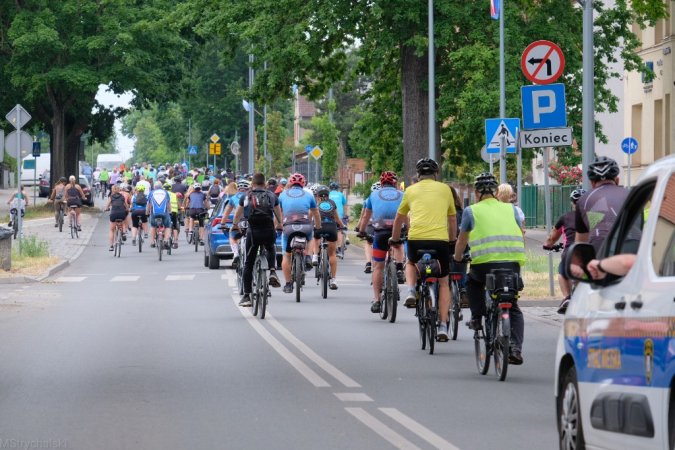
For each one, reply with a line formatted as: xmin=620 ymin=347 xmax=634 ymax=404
xmin=499 ymin=0 xmax=506 ymax=184
xmin=628 ymin=152 xmax=631 ymax=188
xmin=428 ymin=0 xmax=435 ymax=162
xmin=542 ymin=147 xmax=554 ymax=296
xmin=516 ymin=129 xmax=522 ymax=208
xmin=33 ymin=137 xmax=37 ymax=208
xmin=16 ymin=107 xmax=22 ymax=255
xmin=581 ymin=0 xmax=594 ymax=191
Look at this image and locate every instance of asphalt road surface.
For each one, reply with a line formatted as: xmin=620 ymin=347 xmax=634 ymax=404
xmin=0 ymin=213 xmax=560 ymax=450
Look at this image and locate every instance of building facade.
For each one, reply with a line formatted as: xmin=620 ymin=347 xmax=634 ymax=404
xmin=624 ymin=4 xmax=674 ymax=182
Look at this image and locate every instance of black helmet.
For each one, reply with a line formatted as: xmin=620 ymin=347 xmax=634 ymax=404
xmin=416 ymin=158 xmax=439 ymax=175
xmin=329 ymin=182 xmax=339 ymax=190
xmin=267 ymin=178 xmax=277 ymax=186
xmin=474 ymin=172 xmax=498 ymax=194
xmin=587 ymin=156 xmax=620 ymax=182
xmin=315 ymin=185 xmax=330 ymax=197
xmin=173 ymin=175 xmax=182 ymax=182
xmin=570 ymin=189 xmax=586 ymax=204
xmin=59 ymin=177 xmax=67 ymax=183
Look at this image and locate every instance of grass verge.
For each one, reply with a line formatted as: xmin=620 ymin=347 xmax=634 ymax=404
xmin=521 ymin=250 xmax=563 ymax=300
xmin=0 ymin=236 xmax=60 ymax=277
xmin=0 ymin=203 xmax=100 ymax=223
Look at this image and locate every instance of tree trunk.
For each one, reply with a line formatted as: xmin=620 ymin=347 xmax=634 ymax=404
xmin=400 ymin=44 xmax=430 ymax=185
xmin=65 ymin=117 xmax=88 ymax=178
xmin=50 ymin=106 xmax=66 ymax=185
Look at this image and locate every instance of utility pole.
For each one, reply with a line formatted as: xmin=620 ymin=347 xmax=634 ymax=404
xmin=264 ymin=61 xmax=269 ymax=177
xmin=188 ymin=118 xmax=192 ymax=169
xmin=580 ymin=0 xmax=594 ymax=191
xmin=499 ymin=0 xmax=507 ymax=184
xmin=248 ymin=53 xmax=255 ymax=174
xmin=428 ymin=0 xmax=435 ymax=162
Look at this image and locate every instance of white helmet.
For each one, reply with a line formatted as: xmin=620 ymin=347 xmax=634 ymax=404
xmin=371 ymin=182 xmax=381 ymax=192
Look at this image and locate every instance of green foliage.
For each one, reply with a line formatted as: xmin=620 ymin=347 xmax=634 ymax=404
xmin=352 ymin=176 xmax=379 ymax=199
xmin=13 ymin=236 xmax=49 ymax=258
xmin=304 ymin=109 xmax=340 ymax=182
xmin=266 ymin=110 xmax=290 ymax=175
xmin=352 ymin=203 xmax=363 ymax=219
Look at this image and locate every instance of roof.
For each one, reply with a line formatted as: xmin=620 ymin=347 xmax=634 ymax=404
xmin=298 ymin=95 xmax=316 ymax=118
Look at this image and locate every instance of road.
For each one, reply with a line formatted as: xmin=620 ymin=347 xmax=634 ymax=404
xmin=0 ymin=211 xmax=561 ymax=450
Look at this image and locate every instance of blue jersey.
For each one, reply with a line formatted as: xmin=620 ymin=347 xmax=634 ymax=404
xmin=329 ymin=191 xmax=347 ymax=218
xmin=279 ymin=187 xmax=317 ymax=224
xmin=365 ymin=186 xmax=404 ymax=230
xmin=149 ymin=189 xmax=170 ymax=214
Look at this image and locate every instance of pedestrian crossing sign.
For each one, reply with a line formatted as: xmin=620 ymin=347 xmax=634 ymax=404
xmin=485 ymin=118 xmax=520 ymax=153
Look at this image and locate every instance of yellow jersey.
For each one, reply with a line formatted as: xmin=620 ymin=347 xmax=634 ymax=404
xmin=396 ymin=179 xmax=456 ymax=241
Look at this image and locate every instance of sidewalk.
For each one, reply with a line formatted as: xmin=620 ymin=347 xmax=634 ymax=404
xmin=19 ymin=213 xmax=101 ymax=262
xmin=0 ymin=187 xmax=48 ymax=218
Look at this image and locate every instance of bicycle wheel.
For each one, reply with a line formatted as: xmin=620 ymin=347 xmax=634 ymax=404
xmin=167 ymin=236 xmax=172 ymax=256
xmin=387 ymin=261 xmax=398 ymax=323
xmin=13 ymin=216 xmax=18 ymax=239
xmin=294 ymin=253 xmax=302 ymax=303
xmin=426 ymin=286 xmax=436 ymax=355
xmin=474 ymin=327 xmax=490 ymax=375
xmin=74 ymin=220 xmax=79 ymax=239
xmin=251 ymin=266 xmax=259 ymax=317
xmin=138 ymin=234 xmax=143 ymax=253
xmin=236 ymin=261 xmax=244 ymax=295
xmin=417 ymin=292 xmax=426 ymax=350
xmin=70 ymin=216 xmax=75 ymax=239
xmin=494 ymin=315 xmax=510 ymax=381
xmin=58 ymin=209 xmax=63 ymax=232
xmin=158 ymin=238 xmax=163 ymax=261
xmin=321 ymin=248 xmax=329 ymax=299
xmin=378 ymin=282 xmax=388 ymax=321
xmin=449 ymin=281 xmax=460 ymax=340
xmin=259 ymin=270 xmax=268 ymax=319
xmin=194 ymin=226 xmax=199 ymax=252
xmin=186 ymin=229 xmax=191 ymax=244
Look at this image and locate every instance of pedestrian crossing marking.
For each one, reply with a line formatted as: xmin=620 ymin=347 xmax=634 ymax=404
xmin=56 ymin=277 xmax=87 ymax=283
xmin=111 ymin=276 xmax=140 ymax=282
xmin=334 ymin=393 xmax=373 ymax=402
xmin=165 ymin=275 xmax=195 ymax=281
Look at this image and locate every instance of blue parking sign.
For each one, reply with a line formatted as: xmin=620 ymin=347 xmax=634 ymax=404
xmin=521 ymin=84 xmax=567 ymax=130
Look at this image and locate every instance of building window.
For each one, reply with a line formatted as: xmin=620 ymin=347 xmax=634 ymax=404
xmin=642 ymin=61 xmax=654 ymax=84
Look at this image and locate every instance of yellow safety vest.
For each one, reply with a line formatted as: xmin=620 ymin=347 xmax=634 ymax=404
xmin=168 ymin=192 xmax=179 ymax=213
xmin=469 ymin=198 xmax=525 ymax=265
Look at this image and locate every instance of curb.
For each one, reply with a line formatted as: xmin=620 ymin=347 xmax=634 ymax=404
xmin=523 ymin=311 xmax=562 ymax=327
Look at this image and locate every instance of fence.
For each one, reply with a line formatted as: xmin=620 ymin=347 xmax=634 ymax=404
xmin=520 ymin=184 xmax=581 ymax=228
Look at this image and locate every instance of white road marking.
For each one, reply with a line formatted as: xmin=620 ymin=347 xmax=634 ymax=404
xmin=266 ymin=313 xmax=361 ymax=388
xmin=334 ymin=393 xmax=373 ymax=402
xmin=345 ymin=408 xmax=421 ymax=450
xmin=231 ymin=295 xmax=330 ymax=388
xmin=55 ymin=277 xmax=87 ymax=283
xmin=111 ymin=276 xmax=140 ymax=282
xmin=165 ymin=275 xmax=195 ymax=281
xmin=379 ymin=408 xmax=461 ymax=450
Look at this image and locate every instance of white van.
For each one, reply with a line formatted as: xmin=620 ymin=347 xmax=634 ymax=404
xmin=554 ymin=154 xmax=675 ymax=449
xmin=97 ymin=154 xmax=125 ymax=171
xmin=20 ymin=154 xmax=51 ymax=186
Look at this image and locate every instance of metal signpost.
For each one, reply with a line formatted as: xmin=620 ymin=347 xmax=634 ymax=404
xmin=6 ymin=104 xmax=32 ymax=255
xmin=32 ymin=140 xmax=41 ymax=207
xmin=621 ymin=137 xmax=638 ymax=187
xmin=485 ymin=118 xmax=519 ymax=176
xmin=311 ymin=146 xmax=323 ymax=183
xmin=304 ymin=145 xmax=313 ymax=182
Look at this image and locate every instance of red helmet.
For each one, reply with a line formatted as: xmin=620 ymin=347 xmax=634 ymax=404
xmin=380 ymin=171 xmax=398 ymax=186
xmin=289 ymin=173 xmax=306 ymax=187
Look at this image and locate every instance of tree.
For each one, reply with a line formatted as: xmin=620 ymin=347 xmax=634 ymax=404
xmin=303 ymin=105 xmax=340 ymax=182
xmin=266 ymin=110 xmax=289 ymax=175
xmin=1 ymin=0 xmax=193 ymax=183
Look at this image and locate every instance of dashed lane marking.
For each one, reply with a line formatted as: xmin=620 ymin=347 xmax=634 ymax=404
xmin=165 ymin=275 xmax=195 ymax=281
xmin=334 ymin=393 xmax=373 ymax=402
xmin=55 ymin=277 xmax=87 ymax=283
xmin=345 ymin=408 xmax=421 ymax=450
xmin=379 ymin=408 xmax=461 ymax=450
xmin=111 ymin=276 xmax=140 ymax=282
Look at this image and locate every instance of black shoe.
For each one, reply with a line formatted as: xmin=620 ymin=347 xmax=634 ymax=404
xmin=7 ymin=221 xmax=12 ymax=227
xmin=121 ymin=233 xmax=126 ymax=241
xmin=557 ymin=296 xmax=571 ymax=315
xmin=54 ymin=223 xmax=58 ymax=227
xmin=364 ymin=262 xmax=372 ymax=274
xmin=396 ymin=269 xmax=405 ymax=284
xmin=150 ymin=243 xmax=156 ymax=248
xmin=268 ymin=271 xmax=281 ymax=288
xmin=109 ymin=246 xmax=114 ymax=251
xmin=466 ymin=318 xmax=482 ymax=331
xmin=283 ymin=283 xmax=293 ymax=294
xmin=304 ymin=256 xmax=313 ymax=271
xmin=238 ymin=294 xmax=252 ymax=307
xmin=370 ymin=301 xmax=381 ymax=313
xmin=510 ymin=350 xmax=524 ymax=365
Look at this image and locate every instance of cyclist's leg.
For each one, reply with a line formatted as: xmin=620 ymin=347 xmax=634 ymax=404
xmin=328 ymin=241 xmax=338 ymax=278
xmin=109 ymin=219 xmax=115 ymax=247
xmin=372 ymin=231 xmax=390 ymax=302
xmin=242 ymin=231 xmax=257 ymax=295
xmin=404 ymin=240 xmax=423 ymax=304
xmin=198 ymin=214 xmax=205 ymax=240
xmin=465 ymin=264 xmax=490 ymax=328
xmin=53 ymin=201 xmax=59 ymax=224
xmin=558 ymin=258 xmax=572 ymax=297
xmin=281 ymin=228 xmax=298 ymax=285
xmin=254 ymin=228 xmax=277 ymax=275
xmin=75 ymin=206 xmax=81 ymax=226
xmin=131 ymin=211 xmax=140 ymax=240
xmin=149 ymin=213 xmax=157 ymax=244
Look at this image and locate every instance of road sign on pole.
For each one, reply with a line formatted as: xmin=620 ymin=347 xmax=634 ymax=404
xmin=6 ymin=104 xmax=31 ymax=130
xmin=210 ymin=134 xmax=220 ymax=143
xmin=32 ymin=142 xmax=41 ymax=157
xmin=231 ymin=141 xmax=240 ymax=155
xmin=485 ymin=118 xmax=519 ymax=153
xmin=521 ymin=84 xmax=567 ymax=129
xmin=209 ymin=143 xmax=216 ymax=155
xmin=480 ymin=145 xmax=499 ymax=164
xmin=188 ymin=145 xmax=198 ymax=156
xmin=521 ymin=40 xmax=565 ymax=85
xmin=304 ymin=145 xmax=313 ymax=153
xmin=519 ymin=127 xmax=573 ymax=149
xmin=622 ymin=137 xmax=638 ymax=188
xmin=310 ymin=146 xmax=323 ymax=160
xmin=5 ymin=131 xmax=33 ymax=159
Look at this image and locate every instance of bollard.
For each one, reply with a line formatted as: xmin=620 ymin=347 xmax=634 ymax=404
xmin=0 ymin=227 xmax=12 ymax=270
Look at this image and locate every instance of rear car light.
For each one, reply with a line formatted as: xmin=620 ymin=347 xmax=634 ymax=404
xmin=212 ymin=217 xmax=222 ymax=233
xmin=40 ymin=180 xmax=48 ymax=186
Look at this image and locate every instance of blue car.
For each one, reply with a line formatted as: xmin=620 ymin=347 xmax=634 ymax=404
xmin=204 ymin=196 xmax=283 ymax=270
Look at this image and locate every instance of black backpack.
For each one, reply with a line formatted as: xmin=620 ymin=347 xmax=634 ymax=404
xmin=135 ymin=192 xmax=147 ymax=206
xmin=247 ymin=190 xmax=274 ymax=226
xmin=208 ymin=184 xmax=221 ymax=198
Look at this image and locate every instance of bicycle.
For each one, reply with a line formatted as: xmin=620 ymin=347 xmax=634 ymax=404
xmin=56 ymin=201 xmax=65 ymax=233
xmin=155 ymin=217 xmax=166 ymax=261
xmin=69 ymin=206 xmax=79 ymax=239
xmin=448 ymin=257 xmax=469 ymax=341
xmin=338 ymin=226 xmax=349 ymax=259
xmin=289 ymin=234 xmax=307 ymax=303
xmin=377 ymin=242 xmax=400 ymax=323
xmin=137 ymin=226 xmax=144 ymax=253
xmin=474 ymin=268 xmax=521 ymax=382
xmin=9 ymin=208 xmax=22 ymax=239
xmin=251 ymin=245 xmax=271 ymax=319
xmin=414 ymin=250 xmax=441 ymax=355
xmin=92 ymin=182 xmax=101 ymax=199
xmin=314 ymin=234 xmax=330 ymax=299
xmin=223 ymin=221 xmax=248 ymax=295
xmin=113 ymin=219 xmax=124 ymax=257
xmin=192 ymin=212 xmax=208 ymax=252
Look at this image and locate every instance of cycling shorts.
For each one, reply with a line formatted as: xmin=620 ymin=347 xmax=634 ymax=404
xmin=110 ymin=211 xmax=128 ymax=223
xmin=364 ymin=224 xmax=374 ymax=244
xmin=406 ymin=240 xmax=451 ymax=278
xmin=150 ymin=212 xmax=172 ymax=229
xmin=170 ymin=212 xmax=179 ymax=231
xmin=131 ymin=210 xmax=147 ymax=227
xmin=372 ymin=230 xmax=393 ymax=262
xmin=282 ymin=223 xmax=313 ymax=255
xmin=188 ymin=209 xmax=206 ymax=226
xmin=314 ymin=223 xmax=337 ymax=243
xmin=67 ymin=198 xmax=82 ymax=208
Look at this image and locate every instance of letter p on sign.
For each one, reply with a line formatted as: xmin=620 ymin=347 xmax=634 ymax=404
xmin=532 ymin=90 xmax=555 ymax=124
xmin=521 ymin=84 xmax=567 ymax=130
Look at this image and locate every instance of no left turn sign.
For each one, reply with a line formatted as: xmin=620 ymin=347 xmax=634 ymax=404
xmin=521 ymin=40 xmax=565 ymax=85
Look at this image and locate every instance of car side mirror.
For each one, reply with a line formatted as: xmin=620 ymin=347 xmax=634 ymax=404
xmin=564 ymin=243 xmax=597 ymax=284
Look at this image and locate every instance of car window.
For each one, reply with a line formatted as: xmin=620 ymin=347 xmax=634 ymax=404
xmin=604 ymin=180 xmax=656 ymax=258
xmin=652 ymin=174 xmax=675 ymax=277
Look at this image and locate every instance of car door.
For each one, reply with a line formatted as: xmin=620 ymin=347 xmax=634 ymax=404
xmin=575 ymin=178 xmax=658 ymax=450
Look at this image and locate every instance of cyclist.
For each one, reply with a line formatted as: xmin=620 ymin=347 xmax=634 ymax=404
xmin=164 ymin=181 xmax=180 ymax=249
xmin=391 ymin=159 xmax=456 ymax=341
xmin=575 ymin=156 xmax=633 ymax=253
xmin=358 ymin=172 xmax=406 ymax=313
xmin=231 ymin=173 xmax=283 ymax=307
xmin=544 ymin=189 xmax=585 ymax=314
xmin=130 ymin=184 xmax=148 ymax=246
xmin=99 ymin=168 xmax=110 ymax=198
xmin=48 ymin=177 xmax=68 ymax=227
xmin=276 ymin=178 xmax=287 ymax=195
xmin=65 ymin=176 xmax=87 ymax=231
xmin=453 ymin=173 xmax=525 ymax=364
xmin=278 ymin=173 xmax=321 ymax=294
xmin=266 ymin=178 xmax=278 ymax=197
xmin=355 ymin=182 xmax=380 ymax=273
xmin=312 ymin=185 xmax=346 ymax=290
xmin=146 ymin=181 xmax=173 ymax=249
xmin=329 ymin=182 xmax=348 ymax=256
xmin=222 ymin=180 xmax=252 ymax=267
xmin=183 ymin=182 xmax=210 ymax=246
xmin=120 ymin=184 xmax=133 ymax=233
xmin=106 ymin=185 xmax=130 ymax=251
xmin=207 ymin=179 xmax=222 ymax=204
